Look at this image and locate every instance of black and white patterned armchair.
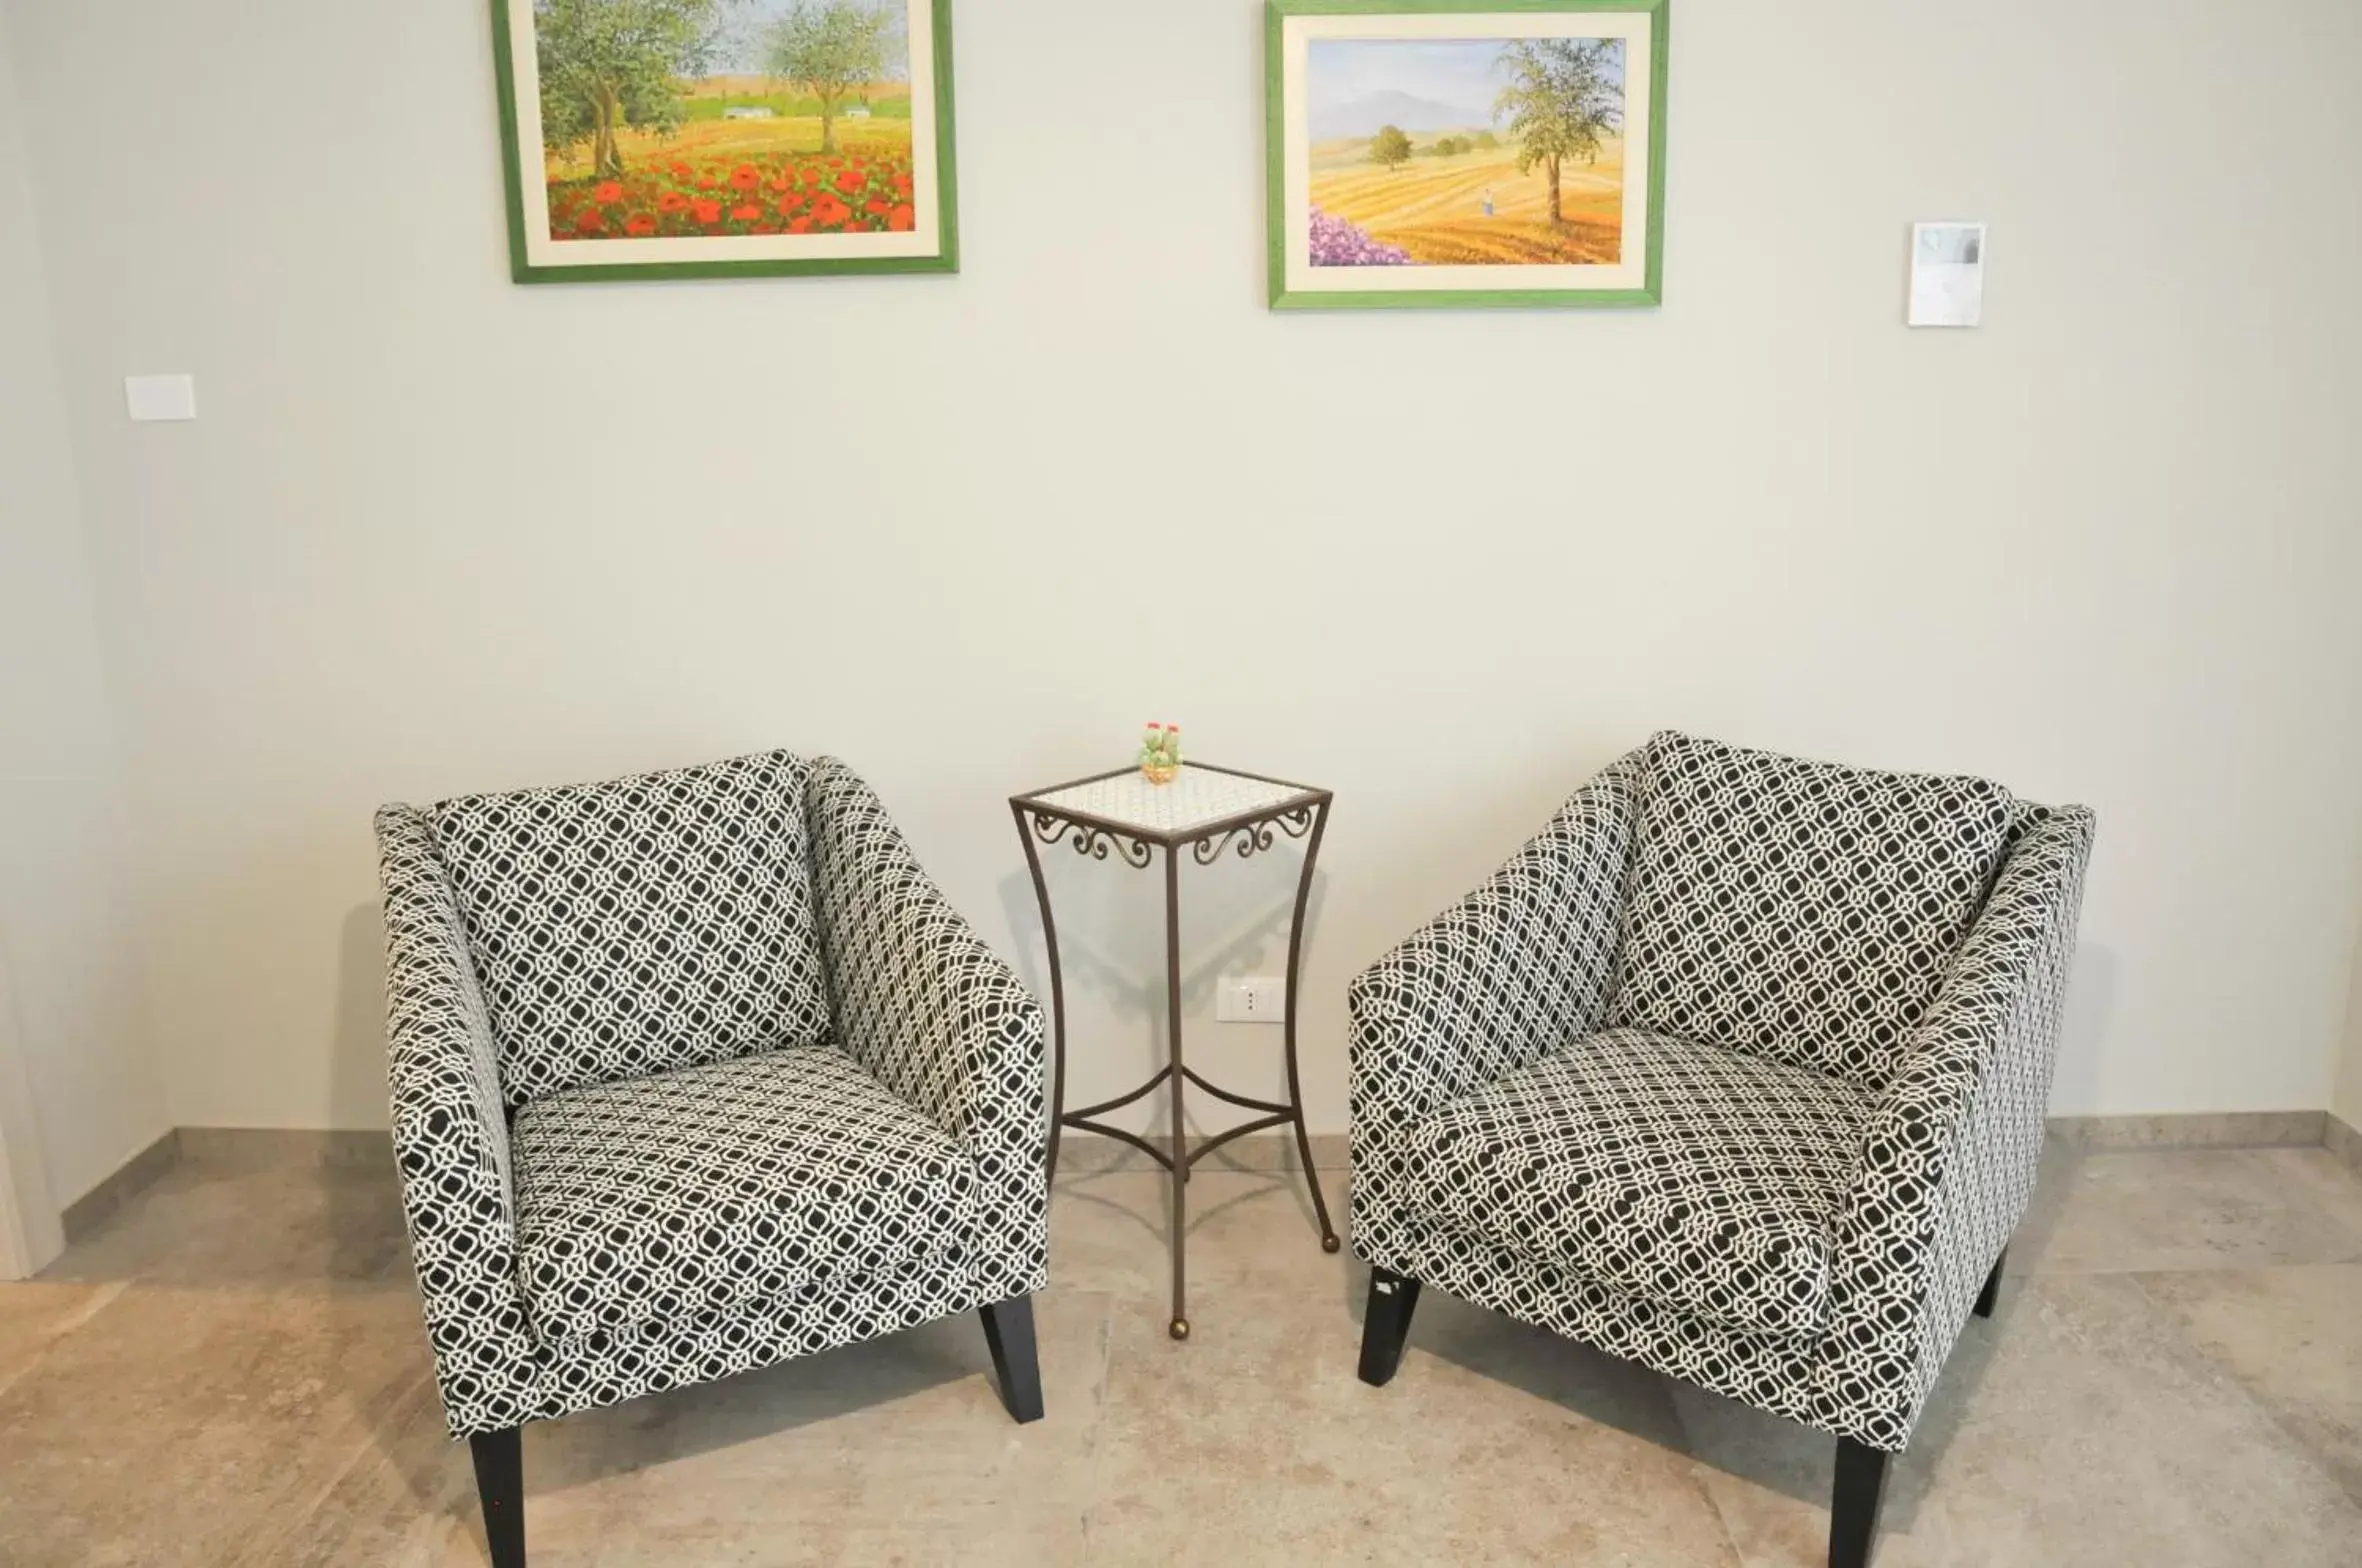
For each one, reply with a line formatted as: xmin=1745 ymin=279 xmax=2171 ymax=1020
xmin=374 ymin=751 xmax=1047 ymax=1568
xmin=1349 ymin=732 xmax=2093 ymax=1568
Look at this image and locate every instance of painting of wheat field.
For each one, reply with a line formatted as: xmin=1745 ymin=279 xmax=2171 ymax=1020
xmin=1308 ymin=37 xmax=1625 ymax=267
xmin=1268 ymin=2 xmax=1666 ymax=310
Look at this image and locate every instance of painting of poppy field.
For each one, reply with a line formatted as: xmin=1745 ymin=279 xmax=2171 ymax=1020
xmin=496 ymin=0 xmax=954 ymax=281
xmin=546 ymin=142 xmax=919 ymax=241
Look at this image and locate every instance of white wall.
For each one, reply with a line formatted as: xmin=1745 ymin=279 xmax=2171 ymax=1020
xmin=0 ymin=6 xmax=168 ymax=1213
xmin=6 ymin=0 xmax=2362 ymax=1141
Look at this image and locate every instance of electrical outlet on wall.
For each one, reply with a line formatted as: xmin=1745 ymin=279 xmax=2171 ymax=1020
xmin=1216 ymin=977 xmax=1286 ymax=1024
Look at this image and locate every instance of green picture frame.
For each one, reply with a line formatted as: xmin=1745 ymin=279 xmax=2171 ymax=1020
xmin=1265 ymin=0 xmax=1668 ymax=310
xmin=491 ymin=0 xmax=960 ymax=284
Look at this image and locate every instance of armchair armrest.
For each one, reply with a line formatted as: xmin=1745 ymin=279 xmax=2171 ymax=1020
xmin=374 ymin=804 xmax=539 ymax=1437
xmin=1814 ymin=804 xmax=2096 ymax=1449
xmin=804 ymin=759 xmax=1048 ymax=1301
xmin=1347 ymin=754 xmax=1641 ymax=1162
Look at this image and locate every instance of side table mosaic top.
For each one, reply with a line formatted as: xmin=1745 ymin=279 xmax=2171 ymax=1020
xmin=1021 ymin=764 xmax=1320 ymax=842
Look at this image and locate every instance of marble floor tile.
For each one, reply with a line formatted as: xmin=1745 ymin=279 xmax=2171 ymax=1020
xmin=0 ymin=1272 xmax=431 ymax=1566
xmin=2137 ymin=1263 xmax=2362 ymax=1505
xmin=3 ymin=1142 xmax=2359 ymax=1565
xmin=1085 ymin=1271 xmax=1740 ymax=1566
xmin=0 ymin=1278 xmax=124 ymax=1399
xmin=1672 ymin=1270 xmax=2362 ymax=1566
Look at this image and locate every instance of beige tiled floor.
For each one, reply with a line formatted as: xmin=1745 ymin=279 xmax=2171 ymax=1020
xmin=3 ymin=1139 xmax=2359 ymax=1566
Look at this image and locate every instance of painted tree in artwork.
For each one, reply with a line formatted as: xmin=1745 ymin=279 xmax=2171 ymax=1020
xmin=1494 ymin=39 xmax=1624 ymax=224
xmin=535 ymin=0 xmax=724 ymax=179
xmin=767 ymin=1 xmax=899 ymax=155
xmin=1368 ymin=124 xmax=1414 ymax=172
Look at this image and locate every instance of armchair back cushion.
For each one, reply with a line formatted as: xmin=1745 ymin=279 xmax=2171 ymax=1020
xmin=1610 ymin=732 xmax=2017 ymax=1090
xmin=430 ymin=750 xmax=834 ymax=1106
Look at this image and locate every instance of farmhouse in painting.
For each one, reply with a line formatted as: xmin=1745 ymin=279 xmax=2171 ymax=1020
xmin=723 ymin=106 xmax=776 ymax=119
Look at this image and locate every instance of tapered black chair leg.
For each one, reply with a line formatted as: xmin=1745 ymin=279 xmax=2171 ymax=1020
xmin=1974 ymin=1246 xmax=2007 ymax=1319
xmin=468 ymin=1426 xmax=524 ymax=1568
xmin=1829 ymin=1436 xmax=1890 ymax=1568
xmin=1356 ymin=1268 xmax=1422 ymax=1387
xmin=980 ymin=1294 xmax=1046 ymax=1424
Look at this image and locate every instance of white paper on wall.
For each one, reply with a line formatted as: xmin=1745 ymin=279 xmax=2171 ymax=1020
xmin=1908 ymin=222 xmax=1987 ymax=328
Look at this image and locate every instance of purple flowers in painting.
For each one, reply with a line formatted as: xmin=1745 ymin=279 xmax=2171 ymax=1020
xmin=1307 ymin=207 xmax=1411 ymax=266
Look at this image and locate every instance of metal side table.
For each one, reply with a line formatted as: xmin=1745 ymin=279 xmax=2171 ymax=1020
xmin=1010 ymin=762 xmax=1339 ymax=1341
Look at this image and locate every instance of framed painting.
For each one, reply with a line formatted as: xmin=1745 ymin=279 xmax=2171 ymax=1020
xmin=491 ymin=0 xmax=958 ymax=283
xmin=1265 ymin=0 xmax=1668 ymax=310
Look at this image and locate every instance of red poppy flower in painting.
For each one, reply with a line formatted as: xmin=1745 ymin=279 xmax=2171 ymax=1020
xmin=888 ymin=204 xmax=915 ymax=232
xmin=802 ymin=167 xmax=825 ymax=187
xmin=574 ymin=209 xmax=604 ymax=234
xmin=893 ymin=174 xmax=913 ymax=195
xmin=593 ymin=181 xmax=624 ymax=205
xmin=692 ymin=198 xmax=723 ymax=226
xmin=787 ymin=215 xmax=814 ymax=234
xmin=865 ymin=199 xmax=890 ymax=216
xmin=835 ymin=170 xmax=864 ymax=196
xmin=659 ymin=190 xmax=689 ymax=214
xmin=670 ymin=162 xmax=693 ymax=179
xmin=730 ymin=203 xmax=761 ymax=222
xmin=730 ymin=164 xmax=760 ymax=192
xmin=697 ymin=174 xmax=718 ymax=190
xmin=624 ymin=213 xmax=656 ymax=236
xmin=809 ymin=194 xmax=851 ymax=228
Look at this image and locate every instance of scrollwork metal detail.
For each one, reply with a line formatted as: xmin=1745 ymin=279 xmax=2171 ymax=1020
xmin=1192 ymin=820 xmax=1277 ymax=865
xmin=1030 ymin=811 xmax=1153 ymax=869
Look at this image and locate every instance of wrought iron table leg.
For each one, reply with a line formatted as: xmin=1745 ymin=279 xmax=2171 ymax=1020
xmin=1282 ymin=801 xmax=1340 ymax=1252
xmin=1013 ymin=804 xmax=1069 ymax=1190
xmin=1164 ymin=845 xmax=1190 ymax=1340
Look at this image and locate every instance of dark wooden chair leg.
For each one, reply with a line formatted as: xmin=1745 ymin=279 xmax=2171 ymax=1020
xmin=1974 ymin=1246 xmax=2007 ymax=1319
xmin=1829 ymin=1436 xmax=1890 ymax=1568
xmin=979 ymin=1294 xmax=1045 ymax=1424
xmin=1356 ymin=1268 xmax=1422 ymax=1387
xmin=468 ymin=1426 xmax=524 ymax=1568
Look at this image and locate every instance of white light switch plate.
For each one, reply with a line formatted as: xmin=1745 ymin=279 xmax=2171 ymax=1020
xmin=125 ymin=374 xmax=197 ymax=422
xmin=1217 ymin=977 xmax=1286 ymax=1024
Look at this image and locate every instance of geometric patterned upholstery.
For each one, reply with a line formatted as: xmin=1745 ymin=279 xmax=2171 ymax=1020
xmin=511 ymin=1046 xmax=978 ymax=1346
xmin=429 ymin=751 xmax=834 ymax=1108
xmin=375 ymin=753 xmax=1048 ymax=1440
xmin=1611 ymin=732 xmax=2018 ymax=1091
xmin=1394 ymin=1026 xmax=1869 ymax=1338
xmin=1350 ymin=732 xmax=2094 ymax=1453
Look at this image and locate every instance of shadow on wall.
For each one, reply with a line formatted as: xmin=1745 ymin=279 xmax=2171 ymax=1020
xmin=2047 ymin=942 xmax=2118 ymax=1115
xmin=333 ymin=901 xmax=392 ymax=1135
xmin=996 ymin=835 xmax=1329 ymax=1143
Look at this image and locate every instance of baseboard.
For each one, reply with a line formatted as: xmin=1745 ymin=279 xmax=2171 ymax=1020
xmin=58 ymin=1129 xmax=181 ymax=1244
xmin=2045 ymin=1111 xmax=2327 ymax=1151
xmin=175 ymin=1127 xmax=394 ymax=1169
xmin=2327 ymin=1114 xmax=2361 ymax=1177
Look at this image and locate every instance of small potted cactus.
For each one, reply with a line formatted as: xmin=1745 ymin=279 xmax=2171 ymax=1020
xmin=1138 ymin=722 xmax=1183 ymax=785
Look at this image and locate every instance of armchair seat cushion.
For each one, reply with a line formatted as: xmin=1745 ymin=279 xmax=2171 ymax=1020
xmin=1395 ymin=1026 xmax=1870 ymax=1339
xmin=512 ymin=1045 xmax=978 ymax=1346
